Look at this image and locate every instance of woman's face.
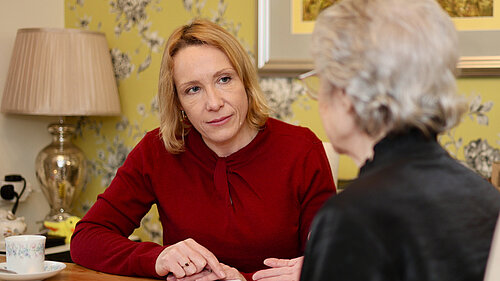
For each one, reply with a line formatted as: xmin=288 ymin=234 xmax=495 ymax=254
xmin=318 ymin=77 xmax=381 ymax=165
xmin=173 ymin=45 xmax=253 ymax=155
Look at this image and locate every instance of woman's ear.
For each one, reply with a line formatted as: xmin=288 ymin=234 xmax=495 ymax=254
xmin=337 ymin=88 xmax=354 ymax=112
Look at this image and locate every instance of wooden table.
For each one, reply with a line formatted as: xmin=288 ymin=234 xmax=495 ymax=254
xmin=0 ymin=256 xmax=156 ymax=280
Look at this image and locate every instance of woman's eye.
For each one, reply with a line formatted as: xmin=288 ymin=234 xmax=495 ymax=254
xmin=186 ymin=86 xmax=201 ymax=94
xmin=219 ymin=76 xmax=231 ymax=84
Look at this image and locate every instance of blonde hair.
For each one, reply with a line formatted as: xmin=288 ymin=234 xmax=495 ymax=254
xmin=158 ymin=19 xmax=269 ymax=153
xmin=312 ymin=0 xmax=467 ymax=137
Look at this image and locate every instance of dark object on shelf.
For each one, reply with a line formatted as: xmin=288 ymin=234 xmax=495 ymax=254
xmin=46 ymin=250 xmax=72 ymax=263
xmin=0 ymin=185 xmax=16 ymax=201
xmin=45 ymin=234 xmax=66 ymax=248
xmin=45 ymin=234 xmax=72 ymax=263
xmin=0 ymin=174 xmax=26 ymax=214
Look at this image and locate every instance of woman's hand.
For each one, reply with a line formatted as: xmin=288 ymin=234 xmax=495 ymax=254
xmin=155 ymin=238 xmax=226 ymax=279
xmin=251 ymin=256 xmax=303 ymax=281
xmin=166 ymin=263 xmax=246 ymax=281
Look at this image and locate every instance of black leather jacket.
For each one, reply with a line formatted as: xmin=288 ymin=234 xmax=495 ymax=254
xmin=301 ymin=129 xmax=500 ymax=281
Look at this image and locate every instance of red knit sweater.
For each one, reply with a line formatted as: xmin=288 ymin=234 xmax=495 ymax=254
xmin=71 ymin=118 xmax=336 ymax=279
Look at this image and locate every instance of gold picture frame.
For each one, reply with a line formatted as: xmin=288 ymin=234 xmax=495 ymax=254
xmin=257 ymin=0 xmax=500 ymax=77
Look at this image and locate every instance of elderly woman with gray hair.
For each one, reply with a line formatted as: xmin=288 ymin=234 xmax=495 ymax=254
xmin=297 ymin=0 xmax=500 ymax=280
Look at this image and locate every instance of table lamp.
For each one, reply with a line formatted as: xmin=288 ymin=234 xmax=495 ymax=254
xmin=1 ymin=28 xmax=121 ymax=222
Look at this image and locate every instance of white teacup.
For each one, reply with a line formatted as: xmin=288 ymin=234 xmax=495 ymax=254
xmin=5 ymin=235 xmax=46 ymax=274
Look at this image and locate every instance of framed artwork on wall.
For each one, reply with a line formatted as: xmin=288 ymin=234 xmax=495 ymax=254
xmin=257 ymin=0 xmax=500 ymax=77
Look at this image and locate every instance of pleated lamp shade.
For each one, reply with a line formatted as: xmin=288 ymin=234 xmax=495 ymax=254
xmin=1 ymin=28 xmax=121 ymax=116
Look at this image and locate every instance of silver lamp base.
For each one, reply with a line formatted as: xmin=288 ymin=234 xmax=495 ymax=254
xmin=35 ymin=122 xmax=87 ymax=222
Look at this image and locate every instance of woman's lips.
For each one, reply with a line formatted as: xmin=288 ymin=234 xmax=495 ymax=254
xmin=207 ymin=115 xmax=231 ymax=125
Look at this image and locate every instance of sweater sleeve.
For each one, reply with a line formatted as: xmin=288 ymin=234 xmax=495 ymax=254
xmin=297 ymin=140 xmax=337 ymax=251
xmin=70 ymin=135 xmax=165 ymax=279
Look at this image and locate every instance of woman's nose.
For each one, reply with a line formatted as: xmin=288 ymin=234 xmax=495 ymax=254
xmin=205 ymin=86 xmax=224 ymax=111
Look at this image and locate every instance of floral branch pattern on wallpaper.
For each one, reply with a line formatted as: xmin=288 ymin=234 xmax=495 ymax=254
xmin=182 ymin=0 xmax=254 ymax=61
xmin=110 ymin=0 xmax=165 ymax=75
xmin=462 ymin=95 xmax=500 ymax=179
xmin=74 ymin=96 xmax=159 ymax=223
xmin=77 ymin=96 xmax=159 ymax=190
xmin=141 ymin=210 xmax=163 ymax=244
xmin=440 ymin=94 xmax=498 ymax=179
xmin=462 ymin=94 xmax=500 ymax=178
xmin=69 ymin=0 xmax=97 ymax=29
xmin=464 ymin=139 xmax=500 ymax=179
xmin=68 ymin=0 xmax=84 ymax=12
xmin=259 ymin=78 xmax=309 ymax=121
xmin=111 ymin=48 xmax=135 ymax=80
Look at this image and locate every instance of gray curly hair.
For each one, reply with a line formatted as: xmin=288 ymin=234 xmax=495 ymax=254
xmin=312 ymin=0 xmax=467 ymax=137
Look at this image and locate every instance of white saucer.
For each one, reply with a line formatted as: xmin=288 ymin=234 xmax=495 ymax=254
xmin=0 ymin=261 xmax=66 ymax=280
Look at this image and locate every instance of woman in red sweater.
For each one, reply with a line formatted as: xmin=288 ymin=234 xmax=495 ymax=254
xmin=70 ymin=19 xmax=336 ymax=280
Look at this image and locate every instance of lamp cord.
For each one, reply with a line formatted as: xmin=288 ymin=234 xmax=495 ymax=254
xmin=11 ymin=177 xmax=26 ymax=215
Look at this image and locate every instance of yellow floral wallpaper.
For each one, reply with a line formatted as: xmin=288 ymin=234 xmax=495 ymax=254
xmin=65 ymin=0 xmax=499 ymax=242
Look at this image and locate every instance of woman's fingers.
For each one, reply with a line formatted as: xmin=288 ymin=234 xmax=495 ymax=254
xmin=164 ymin=245 xmax=190 ymax=277
xmin=167 ymin=269 xmax=216 ymax=281
xmin=155 ymin=238 xmax=225 ymax=279
xmin=167 ymin=263 xmax=243 ymax=281
xmin=263 ymin=256 xmax=301 ymax=267
xmin=196 ymin=263 xmax=244 ymax=281
xmin=185 ymin=239 xmax=226 ymax=279
xmin=253 ymin=257 xmax=303 ymax=281
xmin=180 ymin=240 xmax=208 ymax=273
xmin=263 ymin=258 xmax=288 ymax=267
xmin=252 ymin=267 xmax=283 ymax=280
xmin=181 ymin=260 xmax=197 ymax=275
xmin=170 ymin=262 xmax=187 ymax=278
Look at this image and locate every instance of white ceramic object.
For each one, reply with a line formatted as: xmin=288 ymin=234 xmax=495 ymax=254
xmin=0 ymin=210 xmax=27 ymax=243
xmin=5 ymin=235 xmax=46 ymax=274
xmin=0 ymin=261 xmax=65 ymax=280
